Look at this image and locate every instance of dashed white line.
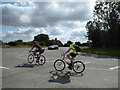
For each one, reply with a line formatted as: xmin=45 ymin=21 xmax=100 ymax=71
xmin=109 ymin=66 xmax=120 ymax=70
xmin=0 ymin=66 xmax=10 ymax=69
xmin=84 ymin=62 xmax=91 ymax=64
xmin=46 ymin=61 xmax=54 ymax=62
xmin=87 ymin=67 xmax=112 ymax=71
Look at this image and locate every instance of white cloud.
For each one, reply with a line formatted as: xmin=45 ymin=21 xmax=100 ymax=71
xmin=2 ymin=27 xmax=46 ymax=42
xmin=1 ymin=2 xmax=94 ymax=27
xmin=71 ymin=28 xmax=87 ymax=36
xmin=0 ymin=33 xmax=2 ymax=40
xmin=49 ymin=27 xmax=64 ymax=35
xmin=1 ymin=1 xmax=96 ymax=43
xmin=69 ymin=28 xmax=87 ymax=43
xmin=49 ymin=27 xmax=87 ymax=43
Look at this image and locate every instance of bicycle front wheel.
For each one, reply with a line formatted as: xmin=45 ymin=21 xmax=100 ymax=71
xmin=28 ymin=54 xmax=34 ymax=64
xmin=73 ymin=61 xmax=85 ymax=73
xmin=54 ymin=59 xmax=66 ymax=71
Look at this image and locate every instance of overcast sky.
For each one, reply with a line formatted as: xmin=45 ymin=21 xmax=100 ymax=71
xmin=1 ymin=1 xmax=96 ymax=44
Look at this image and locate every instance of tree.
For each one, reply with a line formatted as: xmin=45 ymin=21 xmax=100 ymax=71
xmin=86 ymin=1 xmax=120 ymax=47
xmin=8 ymin=41 xmax=17 ymax=46
xmin=34 ymin=34 xmax=49 ymax=42
xmin=46 ymin=40 xmax=56 ymax=46
xmin=16 ymin=40 xmax=23 ymax=42
xmin=75 ymin=41 xmax=81 ymax=46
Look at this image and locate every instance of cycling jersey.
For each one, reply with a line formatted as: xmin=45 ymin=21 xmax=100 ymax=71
xmin=33 ymin=43 xmax=42 ymax=49
xmin=69 ymin=45 xmax=78 ymax=54
xmin=33 ymin=43 xmax=45 ymax=54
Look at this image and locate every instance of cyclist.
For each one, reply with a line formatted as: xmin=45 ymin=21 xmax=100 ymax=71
xmin=64 ymin=41 xmax=80 ymax=70
xmin=29 ymin=41 xmax=45 ymax=55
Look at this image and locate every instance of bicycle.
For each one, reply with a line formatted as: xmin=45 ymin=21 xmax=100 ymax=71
xmin=28 ymin=50 xmax=46 ymax=66
xmin=54 ymin=53 xmax=85 ymax=73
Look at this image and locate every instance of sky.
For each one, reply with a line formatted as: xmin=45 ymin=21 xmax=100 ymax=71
xmin=0 ymin=0 xmax=96 ymax=44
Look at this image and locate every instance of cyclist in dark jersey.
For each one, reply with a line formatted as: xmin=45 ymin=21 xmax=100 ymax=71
xmin=64 ymin=41 xmax=78 ymax=69
xmin=29 ymin=41 xmax=45 ymax=55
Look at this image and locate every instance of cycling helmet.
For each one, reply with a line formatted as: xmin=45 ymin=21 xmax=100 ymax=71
xmin=67 ymin=41 xmax=73 ymax=44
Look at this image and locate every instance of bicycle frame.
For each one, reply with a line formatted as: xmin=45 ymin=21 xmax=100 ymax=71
xmin=54 ymin=53 xmax=85 ymax=73
xmin=61 ymin=54 xmax=70 ymax=65
xmin=28 ymin=51 xmax=46 ymax=65
xmin=30 ymin=51 xmax=40 ymax=60
xmin=31 ymin=51 xmax=41 ymax=56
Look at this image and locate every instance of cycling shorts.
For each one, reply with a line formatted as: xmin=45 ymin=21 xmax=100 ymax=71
xmin=70 ymin=52 xmax=78 ymax=57
xmin=36 ymin=48 xmax=45 ymax=54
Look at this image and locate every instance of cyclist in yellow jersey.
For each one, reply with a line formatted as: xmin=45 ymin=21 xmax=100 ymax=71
xmin=64 ymin=41 xmax=78 ymax=69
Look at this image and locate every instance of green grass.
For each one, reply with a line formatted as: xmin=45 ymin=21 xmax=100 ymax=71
xmin=2 ymin=45 xmax=32 ymax=48
xmin=2 ymin=45 xmax=47 ymax=48
xmin=81 ymin=47 xmax=120 ymax=57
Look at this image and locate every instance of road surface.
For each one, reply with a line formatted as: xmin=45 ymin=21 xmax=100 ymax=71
xmin=1 ymin=47 xmax=119 ymax=89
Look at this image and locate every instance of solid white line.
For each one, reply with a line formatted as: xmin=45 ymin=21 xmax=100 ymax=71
xmin=109 ymin=66 xmax=120 ymax=70
xmin=0 ymin=66 xmax=10 ymax=69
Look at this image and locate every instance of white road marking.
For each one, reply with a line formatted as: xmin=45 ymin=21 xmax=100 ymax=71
xmin=109 ymin=66 xmax=120 ymax=70
xmin=46 ymin=61 xmax=54 ymax=62
xmin=87 ymin=67 xmax=112 ymax=71
xmin=0 ymin=66 xmax=10 ymax=69
xmin=84 ymin=62 xmax=91 ymax=64
xmin=104 ymin=78 xmax=109 ymax=81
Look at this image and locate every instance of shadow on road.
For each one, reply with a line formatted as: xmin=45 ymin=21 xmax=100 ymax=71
xmin=14 ymin=63 xmax=35 ymax=68
xmin=48 ymin=70 xmax=83 ymax=84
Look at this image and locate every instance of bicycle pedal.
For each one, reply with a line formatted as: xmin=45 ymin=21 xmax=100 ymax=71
xmin=36 ymin=60 xmax=39 ymax=63
xmin=68 ymin=66 xmax=73 ymax=70
xmin=40 ymin=59 xmax=43 ymax=62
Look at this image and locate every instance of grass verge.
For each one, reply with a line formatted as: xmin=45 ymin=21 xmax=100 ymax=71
xmin=2 ymin=45 xmax=32 ymax=48
xmin=2 ymin=45 xmax=47 ymax=48
xmin=80 ymin=47 xmax=120 ymax=57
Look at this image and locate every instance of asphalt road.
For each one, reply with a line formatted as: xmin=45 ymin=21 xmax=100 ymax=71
xmin=1 ymin=47 xmax=119 ymax=88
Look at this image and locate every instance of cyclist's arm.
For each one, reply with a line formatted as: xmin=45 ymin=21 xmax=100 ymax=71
xmin=29 ymin=45 xmax=35 ymax=52
xmin=64 ymin=48 xmax=71 ymax=54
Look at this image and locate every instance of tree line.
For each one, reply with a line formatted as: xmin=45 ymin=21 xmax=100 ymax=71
xmin=86 ymin=1 xmax=120 ymax=47
xmin=1 ymin=33 xmax=89 ymax=47
xmin=2 ymin=34 xmax=63 ymax=47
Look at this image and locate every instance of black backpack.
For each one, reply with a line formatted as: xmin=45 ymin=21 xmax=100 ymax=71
xmin=73 ymin=45 xmax=81 ymax=52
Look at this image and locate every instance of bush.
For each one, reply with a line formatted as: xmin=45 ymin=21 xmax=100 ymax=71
xmin=8 ymin=41 xmax=17 ymax=46
xmin=46 ymin=40 xmax=56 ymax=46
xmin=39 ymin=41 xmax=46 ymax=46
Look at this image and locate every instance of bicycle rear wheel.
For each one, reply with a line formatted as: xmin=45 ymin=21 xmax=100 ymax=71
xmin=28 ymin=54 xmax=34 ymax=64
xmin=37 ymin=55 xmax=46 ymax=65
xmin=73 ymin=61 xmax=85 ymax=73
xmin=54 ymin=59 xmax=66 ymax=71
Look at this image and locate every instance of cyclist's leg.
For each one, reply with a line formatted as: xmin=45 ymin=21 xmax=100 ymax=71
xmin=39 ymin=48 xmax=45 ymax=54
xmin=66 ymin=54 xmax=71 ymax=61
xmin=38 ymin=48 xmax=43 ymax=54
xmin=70 ymin=53 xmax=78 ymax=64
xmin=67 ymin=54 xmax=75 ymax=63
xmin=34 ymin=49 xmax=37 ymax=55
xmin=35 ymin=49 xmax=40 ymax=62
xmin=67 ymin=53 xmax=75 ymax=69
